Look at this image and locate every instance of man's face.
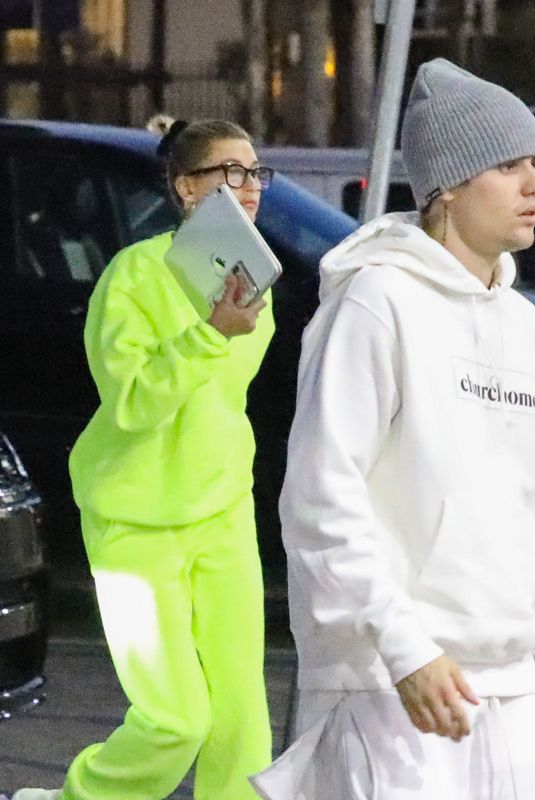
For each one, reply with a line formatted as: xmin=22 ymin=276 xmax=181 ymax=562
xmin=448 ymin=157 xmax=535 ymax=257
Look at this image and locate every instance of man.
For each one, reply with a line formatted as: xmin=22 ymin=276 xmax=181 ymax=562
xmin=251 ymin=59 xmax=535 ymax=799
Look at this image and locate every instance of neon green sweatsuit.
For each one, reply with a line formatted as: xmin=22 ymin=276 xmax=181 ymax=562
xmin=64 ymin=231 xmax=275 ymax=800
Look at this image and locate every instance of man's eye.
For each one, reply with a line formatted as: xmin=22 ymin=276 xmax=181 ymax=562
xmin=500 ymin=161 xmax=518 ymax=172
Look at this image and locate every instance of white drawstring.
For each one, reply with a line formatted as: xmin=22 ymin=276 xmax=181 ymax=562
xmin=470 ymin=289 xmax=513 ymax=433
xmin=494 ymin=289 xmax=513 ymax=429
xmin=470 ymin=295 xmax=499 ymax=451
xmin=470 ymin=294 xmax=500 ymax=380
xmin=470 ymin=294 xmax=481 ymax=348
xmin=487 ymin=697 xmax=519 ymax=800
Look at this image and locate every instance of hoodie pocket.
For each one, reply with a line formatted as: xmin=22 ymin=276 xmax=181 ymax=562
xmin=413 ymin=493 xmax=535 ymax=656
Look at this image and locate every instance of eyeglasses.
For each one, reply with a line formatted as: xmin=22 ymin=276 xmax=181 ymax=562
xmin=186 ymin=162 xmax=274 ymax=190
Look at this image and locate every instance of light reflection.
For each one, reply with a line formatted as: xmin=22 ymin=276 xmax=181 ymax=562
xmin=93 ymin=571 xmax=159 ymax=663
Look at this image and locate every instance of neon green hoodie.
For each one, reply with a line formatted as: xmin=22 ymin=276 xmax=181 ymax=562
xmin=69 ymin=231 xmax=275 ymax=527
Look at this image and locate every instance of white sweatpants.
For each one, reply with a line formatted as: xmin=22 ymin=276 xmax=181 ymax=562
xmin=251 ymin=690 xmax=535 ymax=800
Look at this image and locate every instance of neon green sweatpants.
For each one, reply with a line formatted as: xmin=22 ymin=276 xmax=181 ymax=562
xmin=59 ymin=495 xmax=272 ymax=800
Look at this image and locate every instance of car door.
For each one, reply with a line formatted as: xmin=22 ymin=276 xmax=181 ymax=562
xmin=0 ymin=145 xmax=120 ymax=562
xmin=0 ymin=151 xmax=41 ymax=420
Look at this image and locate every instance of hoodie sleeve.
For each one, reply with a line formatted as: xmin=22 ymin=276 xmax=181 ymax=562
xmin=281 ymin=295 xmax=443 ymax=685
xmin=86 ymin=282 xmax=230 ymax=434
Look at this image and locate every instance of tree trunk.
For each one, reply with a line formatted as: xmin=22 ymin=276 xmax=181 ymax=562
xmin=349 ymin=0 xmax=376 ymax=147
xmin=481 ymin=0 xmax=497 ymax=36
xmin=39 ymin=32 xmax=66 ymax=119
xmin=150 ymin=0 xmax=166 ymax=112
xmin=243 ymin=0 xmax=267 ymax=143
xmin=0 ymin=30 xmax=6 ymax=118
xmin=422 ymin=0 xmax=440 ymax=30
xmin=35 ymin=0 xmax=82 ymax=119
xmin=300 ymin=0 xmax=330 ymax=146
xmin=332 ymin=0 xmax=376 ymax=146
xmin=331 ymin=0 xmax=352 ymax=145
xmin=448 ymin=0 xmax=476 ymax=67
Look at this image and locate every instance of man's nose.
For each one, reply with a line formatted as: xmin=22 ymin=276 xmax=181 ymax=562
xmin=522 ymin=159 xmax=535 ymax=193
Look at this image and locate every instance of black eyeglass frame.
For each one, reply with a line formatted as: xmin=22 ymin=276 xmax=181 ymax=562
xmin=186 ymin=162 xmax=274 ymax=190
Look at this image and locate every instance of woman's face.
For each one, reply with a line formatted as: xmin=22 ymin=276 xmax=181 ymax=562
xmin=175 ymin=137 xmax=262 ymax=222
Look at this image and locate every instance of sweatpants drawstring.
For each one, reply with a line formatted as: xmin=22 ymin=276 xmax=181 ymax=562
xmin=488 ymin=696 xmax=519 ymax=800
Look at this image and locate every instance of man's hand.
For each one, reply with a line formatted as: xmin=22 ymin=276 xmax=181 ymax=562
xmin=396 ymin=655 xmax=479 ymax=742
xmin=208 ymin=274 xmax=266 ymax=338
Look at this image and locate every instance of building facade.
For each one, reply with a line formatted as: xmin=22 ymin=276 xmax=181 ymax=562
xmin=1 ymin=0 xmax=532 ymax=145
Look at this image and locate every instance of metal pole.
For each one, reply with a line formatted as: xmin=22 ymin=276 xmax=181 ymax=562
xmin=361 ymin=0 xmax=416 ymax=222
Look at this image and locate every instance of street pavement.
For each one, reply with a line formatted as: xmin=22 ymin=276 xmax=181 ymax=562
xmin=0 ymin=589 xmax=297 ymax=799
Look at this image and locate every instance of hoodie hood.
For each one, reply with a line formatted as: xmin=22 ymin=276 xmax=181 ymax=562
xmin=319 ymin=211 xmax=516 ymax=303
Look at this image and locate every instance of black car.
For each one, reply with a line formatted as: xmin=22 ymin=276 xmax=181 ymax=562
xmin=0 ymin=118 xmax=357 ymax=596
xmin=0 ymin=433 xmax=47 ymax=718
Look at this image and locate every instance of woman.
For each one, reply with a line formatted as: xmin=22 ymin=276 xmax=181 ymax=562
xmin=14 ymin=120 xmax=275 ymax=800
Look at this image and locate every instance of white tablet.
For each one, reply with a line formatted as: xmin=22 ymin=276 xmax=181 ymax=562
xmin=164 ymin=184 xmax=282 ymax=320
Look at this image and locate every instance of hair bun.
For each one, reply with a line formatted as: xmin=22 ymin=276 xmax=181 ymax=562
xmin=151 ymin=118 xmax=189 ymax=156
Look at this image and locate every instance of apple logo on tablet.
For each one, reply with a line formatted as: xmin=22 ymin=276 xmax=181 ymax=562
xmin=211 ymin=254 xmax=227 ymax=276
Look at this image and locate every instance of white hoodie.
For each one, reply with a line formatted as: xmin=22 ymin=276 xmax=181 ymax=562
xmin=280 ymin=212 xmax=535 ymax=694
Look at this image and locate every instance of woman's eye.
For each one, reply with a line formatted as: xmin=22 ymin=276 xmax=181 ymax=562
xmin=500 ymin=161 xmax=518 ymax=172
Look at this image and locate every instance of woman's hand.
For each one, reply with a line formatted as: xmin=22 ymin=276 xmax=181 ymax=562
xmin=208 ymin=274 xmax=267 ymax=338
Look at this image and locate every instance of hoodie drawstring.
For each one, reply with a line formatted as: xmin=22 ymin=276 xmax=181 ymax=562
xmin=470 ymin=294 xmax=482 ymax=348
xmin=495 ymin=289 xmax=512 ymax=428
xmin=470 ymin=290 xmax=512 ymax=430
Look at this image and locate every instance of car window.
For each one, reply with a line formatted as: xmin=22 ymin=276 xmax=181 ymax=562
xmin=342 ymin=180 xmax=416 ymax=218
xmin=110 ymin=173 xmax=178 ymax=243
xmin=12 ymin=155 xmax=116 ymax=284
xmin=257 ymin=173 xmax=357 ymax=268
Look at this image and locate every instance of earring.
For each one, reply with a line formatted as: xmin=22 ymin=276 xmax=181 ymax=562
xmin=441 ymin=202 xmax=448 ymax=246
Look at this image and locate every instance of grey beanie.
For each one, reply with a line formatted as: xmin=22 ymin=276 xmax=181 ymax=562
xmin=401 ymin=58 xmax=535 ymax=209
